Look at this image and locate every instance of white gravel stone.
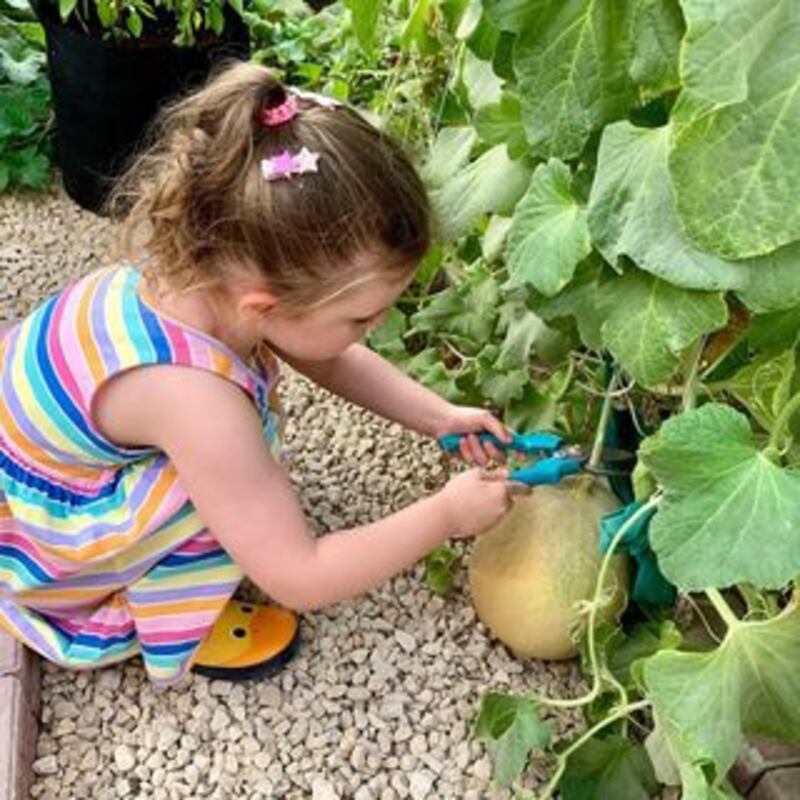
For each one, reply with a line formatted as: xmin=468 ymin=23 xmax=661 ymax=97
xmin=113 ymin=745 xmax=136 ymax=771
xmin=408 ymin=770 xmax=435 ymax=800
xmin=9 ymin=190 xmax=585 ymax=800
xmin=395 ymin=630 xmax=417 ymax=653
xmin=32 ymin=755 xmax=59 ymax=775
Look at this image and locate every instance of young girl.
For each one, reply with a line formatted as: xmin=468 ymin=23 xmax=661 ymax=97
xmin=0 ymin=62 xmax=521 ymax=686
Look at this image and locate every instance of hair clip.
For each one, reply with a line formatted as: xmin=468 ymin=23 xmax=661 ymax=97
xmin=261 ymin=147 xmax=320 ymax=181
xmin=260 ymin=94 xmax=299 ymax=127
xmin=289 ymin=87 xmax=341 ymax=109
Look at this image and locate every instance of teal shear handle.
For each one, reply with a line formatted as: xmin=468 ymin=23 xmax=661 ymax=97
xmin=437 ymin=431 xmax=585 ymax=487
xmin=508 ymin=456 xmax=583 ymax=485
xmin=438 ymin=431 xmax=562 ymax=454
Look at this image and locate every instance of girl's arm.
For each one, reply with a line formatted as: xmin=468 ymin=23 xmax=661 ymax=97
xmin=94 ymin=365 xmax=509 ymax=611
xmin=277 ymin=343 xmax=452 ymax=437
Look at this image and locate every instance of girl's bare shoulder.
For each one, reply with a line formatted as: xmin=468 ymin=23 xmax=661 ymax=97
xmin=93 ymin=363 xmax=255 ymax=451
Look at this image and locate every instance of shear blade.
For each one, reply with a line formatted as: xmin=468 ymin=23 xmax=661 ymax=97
xmin=561 ymin=445 xmax=635 ymax=477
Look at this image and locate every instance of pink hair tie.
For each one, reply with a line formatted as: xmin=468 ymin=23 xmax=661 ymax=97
xmin=260 ymin=94 xmax=299 ymax=127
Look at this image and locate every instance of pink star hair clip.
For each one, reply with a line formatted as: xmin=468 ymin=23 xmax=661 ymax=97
xmin=261 ymin=147 xmax=320 ymax=182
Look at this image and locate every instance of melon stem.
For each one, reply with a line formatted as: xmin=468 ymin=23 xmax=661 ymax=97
xmin=529 ymin=494 xmax=663 ymax=710
xmin=768 ymin=390 xmax=800 ymax=452
xmin=705 ymin=587 xmax=740 ymax=631
xmin=535 ymin=700 xmax=652 ymax=800
xmin=588 ymin=369 xmax=617 ymax=471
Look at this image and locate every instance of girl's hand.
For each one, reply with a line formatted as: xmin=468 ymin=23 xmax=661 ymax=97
xmin=436 ymin=468 xmax=528 ymax=539
xmin=435 ymin=405 xmax=512 ymax=466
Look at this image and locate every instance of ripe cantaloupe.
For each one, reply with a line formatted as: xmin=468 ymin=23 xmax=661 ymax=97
xmin=468 ymin=477 xmax=629 ymax=660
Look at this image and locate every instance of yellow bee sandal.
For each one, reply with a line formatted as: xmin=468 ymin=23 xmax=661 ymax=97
xmin=191 ymin=600 xmax=301 ymax=681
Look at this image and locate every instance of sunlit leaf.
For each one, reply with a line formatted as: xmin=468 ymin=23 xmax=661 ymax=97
xmin=639 ymin=403 xmax=800 ymax=589
xmin=505 ymin=159 xmax=591 ymax=296
xmin=474 ymin=693 xmax=551 ymax=787
xmin=643 ymin=603 xmax=800 ymax=783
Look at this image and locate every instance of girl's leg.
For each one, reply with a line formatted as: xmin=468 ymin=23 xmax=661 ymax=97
xmin=125 ymin=527 xmax=299 ymax=684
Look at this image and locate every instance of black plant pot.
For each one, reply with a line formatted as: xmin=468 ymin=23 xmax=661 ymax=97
xmin=33 ymin=0 xmax=249 ymax=213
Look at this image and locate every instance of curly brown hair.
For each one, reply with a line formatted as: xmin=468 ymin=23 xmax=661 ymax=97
xmin=108 ymin=61 xmax=431 ymax=311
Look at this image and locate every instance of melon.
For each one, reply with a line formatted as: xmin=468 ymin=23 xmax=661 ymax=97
xmin=468 ymin=477 xmax=629 ymax=660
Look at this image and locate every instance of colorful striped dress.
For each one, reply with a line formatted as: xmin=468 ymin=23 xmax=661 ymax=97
xmin=0 ymin=265 xmax=283 ymax=685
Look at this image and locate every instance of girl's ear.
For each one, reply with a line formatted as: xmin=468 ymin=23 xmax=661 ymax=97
xmin=239 ymin=288 xmax=281 ymax=317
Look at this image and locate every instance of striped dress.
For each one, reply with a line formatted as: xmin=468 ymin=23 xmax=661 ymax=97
xmin=0 ymin=265 xmax=283 ymax=685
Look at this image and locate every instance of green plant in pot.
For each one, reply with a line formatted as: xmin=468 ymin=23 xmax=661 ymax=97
xmin=31 ymin=0 xmax=252 ymax=212
xmin=0 ymin=0 xmax=54 ymax=191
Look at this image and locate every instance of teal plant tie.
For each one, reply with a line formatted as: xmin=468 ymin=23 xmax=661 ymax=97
xmin=600 ymin=501 xmax=677 ymax=607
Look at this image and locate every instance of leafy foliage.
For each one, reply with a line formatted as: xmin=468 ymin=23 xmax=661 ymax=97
xmin=0 ymin=0 xmax=52 ymax=192
xmin=342 ymin=0 xmax=800 ymax=796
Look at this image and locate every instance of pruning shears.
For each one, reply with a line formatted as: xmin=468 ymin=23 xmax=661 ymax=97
xmin=438 ymin=431 xmax=632 ymax=487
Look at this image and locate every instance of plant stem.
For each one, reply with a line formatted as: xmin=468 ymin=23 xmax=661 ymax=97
xmin=769 ymin=391 xmax=800 ymax=451
xmin=705 ymin=587 xmax=740 ymax=631
xmin=553 ymin=358 xmax=576 ymax=403
xmin=737 ymin=583 xmax=776 ymax=621
xmin=529 ymin=495 xmax=662 ymax=709
xmin=588 ymin=369 xmax=617 ymax=471
xmin=682 ymin=338 xmax=705 ymax=412
xmin=535 ymin=700 xmax=652 ymax=799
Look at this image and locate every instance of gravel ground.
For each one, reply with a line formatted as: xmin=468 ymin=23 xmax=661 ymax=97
xmin=2 ymin=188 xmax=584 ymax=800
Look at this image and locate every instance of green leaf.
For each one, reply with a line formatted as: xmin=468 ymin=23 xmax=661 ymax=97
xmin=674 ymin=0 xmax=793 ymax=115
xmin=495 ymin=299 xmax=549 ymax=368
xmin=465 ymin=11 xmax=500 ymax=60
xmin=532 ymin=255 xmax=611 ymax=352
xmin=482 ymin=214 xmax=513 ymax=262
xmin=649 ymin=713 xmax=741 ymax=799
xmin=421 ymin=126 xmax=477 ymax=189
xmin=628 ymin=0 xmax=684 ymax=97
xmin=712 ymin=350 xmax=796 ymax=433
xmin=482 ymin=0 xmax=534 ymax=33
xmin=482 ymin=367 xmax=528 ymax=406
xmin=461 ymin=49 xmax=502 ymax=109
xmin=367 ymin=307 xmax=407 ymax=362
xmin=588 ymin=122 xmax=749 ymax=292
xmin=453 ymin=0 xmax=481 ymax=38
xmin=513 ymin=0 xmax=638 ymax=160
xmin=473 ymin=91 xmax=528 ymax=159
xmin=401 ymin=0 xmax=438 ymax=53
xmin=0 ymin=162 xmax=10 ymax=192
xmin=560 ymin=736 xmax=659 ymax=800
xmin=126 ymin=9 xmax=143 ymax=36
xmin=505 ymin=158 xmax=591 ymax=297
xmin=639 ymin=403 xmax=800 ymax=589
xmin=474 ymin=693 xmax=551 ymax=787
xmin=643 ymin=602 xmax=800 ymax=784
xmin=736 ymin=242 xmax=800 ymax=313
xmin=505 ymin=384 xmax=557 ymax=431
xmin=15 ymin=148 xmax=49 ymax=189
xmin=604 ymin=619 xmax=682 ymax=691
xmin=58 ymin=0 xmax=77 ymax=19
xmin=644 ymin=714 xmax=741 ymax=800
xmin=425 ymin=544 xmax=459 ymax=596
xmin=409 ymin=268 xmax=500 ymax=351
xmin=749 ymin=307 xmax=800 ymax=355
xmin=0 ymin=43 xmax=45 ymax=85
xmin=431 ymin=144 xmax=531 ymax=241
xmin=343 ymin=0 xmax=383 ymax=52
xmin=599 ymin=267 xmax=728 ymax=388
xmin=404 ymin=349 xmax=465 ymax=402
xmin=669 ymin=0 xmax=800 ymax=258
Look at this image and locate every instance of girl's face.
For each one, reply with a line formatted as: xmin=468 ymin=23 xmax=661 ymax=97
xmin=257 ymin=270 xmax=414 ymax=362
